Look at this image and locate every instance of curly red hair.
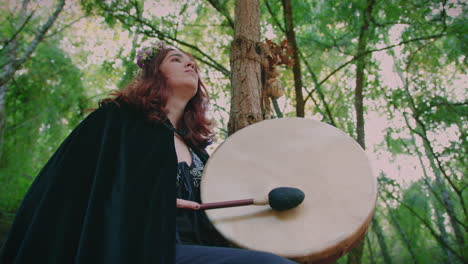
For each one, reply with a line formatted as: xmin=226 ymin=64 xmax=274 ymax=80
xmin=100 ymin=45 xmax=213 ymax=149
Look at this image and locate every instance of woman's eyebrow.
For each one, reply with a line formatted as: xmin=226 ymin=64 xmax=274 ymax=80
xmin=168 ymin=53 xmax=195 ymax=62
xmin=168 ymin=53 xmax=183 ymax=58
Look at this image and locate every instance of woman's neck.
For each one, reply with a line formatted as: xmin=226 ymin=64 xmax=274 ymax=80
xmin=166 ymin=97 xmax=189 ymax=129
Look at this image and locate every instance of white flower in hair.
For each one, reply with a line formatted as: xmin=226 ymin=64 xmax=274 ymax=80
xmin=136 ymin=41 xmax=166 ymax=68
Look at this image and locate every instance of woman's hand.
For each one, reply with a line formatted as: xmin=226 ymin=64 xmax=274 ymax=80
xmin=177 ymin=198 xmax=200 ymax=210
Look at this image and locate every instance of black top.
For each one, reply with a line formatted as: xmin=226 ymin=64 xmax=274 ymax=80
xmin=175 ymin=148 xmax=206 ymax=244
xmin=173 ymin=148 xmax=231 ymax=247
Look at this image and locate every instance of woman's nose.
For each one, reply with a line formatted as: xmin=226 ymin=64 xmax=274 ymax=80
xmin=185 ymin=60 xmax=194 ymax=69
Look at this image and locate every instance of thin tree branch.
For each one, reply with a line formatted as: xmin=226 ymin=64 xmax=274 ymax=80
xmin=366 ymin=233 xmax=376 ymax=264
xmin=206 ymin=0 xmax=234 ymax=29
xmin=180 ymin=23 xmax=231 ymax=28
xmin=400 ymin=41 xmax=467 ymax=221
xmin=262 ymin=0 xmax=336 ymax=126
xmin=104 ymin=8 xmax=231 ymax=77
xmin=16 ymin=0 xmax=66 ymax=70
xmin=400 ymin=128 xmax=467 ymax=229
xmin=1 ymin=10 xmax=36 ymax=53
xmin=44 ymin=15 xmax=88 ymax=39
xmin=0 ymin=0 xmax=66 ymax=87
xmin=400 ymin=201 xmax=464 ymax=262
xmin=264 ymin=0 xmax=285 ymax=32
xmin=396 ymin=39 xmax=468 ymax=250
xmin=313 ymin=33 xmax=446 ymax=91
xmin=380 ymin=194 xmax=419 ymax=264
xmin=271 ymin=98 xmax=283 ymax=118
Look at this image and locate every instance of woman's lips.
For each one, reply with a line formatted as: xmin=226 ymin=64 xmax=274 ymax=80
xmin=185 ymin=69 xmax=197 ymax=75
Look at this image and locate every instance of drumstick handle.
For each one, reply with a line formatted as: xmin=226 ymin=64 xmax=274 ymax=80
xmin=199 ymin=199 xmax=254 ymax=210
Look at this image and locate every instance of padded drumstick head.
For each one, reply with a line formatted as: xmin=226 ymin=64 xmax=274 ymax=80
xmin=268 ymin=187 xmax=305 ymax=211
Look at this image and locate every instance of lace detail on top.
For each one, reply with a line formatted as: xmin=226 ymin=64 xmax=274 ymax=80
xmin=175 ymin=148 xmax=206 ymax=245
xmin=176 ymin=148 xmax=204 ymax=189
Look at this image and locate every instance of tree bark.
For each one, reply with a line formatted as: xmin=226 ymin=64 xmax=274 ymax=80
xmin=393 ymin=52 xmax=466 ymax=261
xmin=264 ymin=1 xmax=335 ymax=124
xmin=347 ymin=239 xmax=365 ymax=264
xmin=433 ymin=195 xmax=456 ymax=264
xmin=420 ymin=127 xmax=465 ymax=249
xmin=207 ymin=0 xmax=234 ymax=30
xmin=371 ymin=217 xmax=392 ymax=264
xmin=415 ymin=120 xmax=465 ymax=262
xmin=365 ymin=235 xmax=376 ymax=264
xmin=282 ymin=0 xmax=304 ymax=117
xmin=381 ymin=193 xmax=419 ymax=264
xmin=348 ymin=0 xmax=375 ymax=263
xmin=271 ymin=98 xmax=283 ymax=118
xmin=228 ymin=0 xmax=263 ymax=135
xmin=353 ymin=0 xmax=375 ymax=150
xmin=404 ymin=117 xmax=464 ymax=263
xmin=400 ymin=200 xmax=464 ymax=262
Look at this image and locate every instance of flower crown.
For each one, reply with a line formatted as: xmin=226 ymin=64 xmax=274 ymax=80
xmin=136 ymin=41 xmax=167 ymax=68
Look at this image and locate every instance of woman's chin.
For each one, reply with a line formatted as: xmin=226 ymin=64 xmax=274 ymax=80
xmin=181 ymin=84 xmax=198 ymax=98
xmin=186 ymin=81 xmax=199 ymax=96
xmin=169 ymin=81 xmax=198 ymax=96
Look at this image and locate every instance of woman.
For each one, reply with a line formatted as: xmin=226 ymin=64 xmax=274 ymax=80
xmin=0 ymin=41 xmax=296 ymax=264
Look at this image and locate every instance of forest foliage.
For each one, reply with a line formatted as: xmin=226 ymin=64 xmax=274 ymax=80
xmin=0 ymin=0 xmax=466 ymax=263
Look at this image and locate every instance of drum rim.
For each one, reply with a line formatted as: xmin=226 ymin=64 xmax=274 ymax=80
xmin=201 ymin=117 xmax=377 ymax=260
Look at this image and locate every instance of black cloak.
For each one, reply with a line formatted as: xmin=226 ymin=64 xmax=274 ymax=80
xmin=0 ymin=102 xmax=209 ymax=263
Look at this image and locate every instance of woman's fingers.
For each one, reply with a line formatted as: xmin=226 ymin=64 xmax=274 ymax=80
xmin=177 ymin=198 xmax=201 ymax=210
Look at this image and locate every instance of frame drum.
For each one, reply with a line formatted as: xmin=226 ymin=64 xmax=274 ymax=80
xmin=201 ymin=118 xmax=376 ymax=263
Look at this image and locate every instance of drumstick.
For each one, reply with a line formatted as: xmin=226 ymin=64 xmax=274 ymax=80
xmin=199 ymin=187 xmax=305 ymax=211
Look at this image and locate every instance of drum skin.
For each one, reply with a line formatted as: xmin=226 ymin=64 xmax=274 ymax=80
xmin=201 ymin=118 xmax=377 ymax=263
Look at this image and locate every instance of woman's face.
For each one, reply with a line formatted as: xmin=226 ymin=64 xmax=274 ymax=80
xmin=159 ymin=49 xmax=199 ymax=98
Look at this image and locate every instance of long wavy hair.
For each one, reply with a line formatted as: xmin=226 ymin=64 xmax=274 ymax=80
xmin=100 ymin=45 xmax=213 ymax=149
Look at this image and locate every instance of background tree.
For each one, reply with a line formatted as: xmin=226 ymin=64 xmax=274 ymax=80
xmin=282 ymin=0 xmax=304 ymax=117
xmin=228 ymin=0 xmax=264 ymax=135
xmin=0 ymin=0 xmax=66 ymax=154
xmin=0 ymin=0 xmax=90 ymax=244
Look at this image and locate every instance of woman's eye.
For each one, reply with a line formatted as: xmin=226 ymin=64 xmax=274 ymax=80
xmin=172 ymin=58 xmax=181 ymax=62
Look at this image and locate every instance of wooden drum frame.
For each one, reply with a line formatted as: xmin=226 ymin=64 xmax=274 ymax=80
xmin=201 ymin=118 xmax=377 ymax=263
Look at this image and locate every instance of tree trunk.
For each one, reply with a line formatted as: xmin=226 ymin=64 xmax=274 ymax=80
xmin=393 ymin=53 xmax=466 ymax=262
xmin=228 ymin=0 xmax=263 ymax=135
xmin=272 ymin=98 xmax=283 ymax=118
xmin=365 ymin=235 xmax=376 ymax=264
xmin=433 ymin=196 xmax=456 ymax=263
xmin=347 ymin=239 xmax=365 ymax=264
xmin=406 ymin=126 xmax=464 ymax=263
xmin=348 ymin=0 xmax=375 ymax=263
xmin=353 ymin=0 xmax=375 ymax=151
xmin=371 ymin=217 xmax=392 ymax=264
xmin=417 ymin=123 xmax=464 ymax=263
xmin=381 ymin=193 xmax=419 ymax=264
xmin=420 ymin=127 xmax=465 ymax=253
xmin=282 ymin=0 xmax=304 ymax=117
